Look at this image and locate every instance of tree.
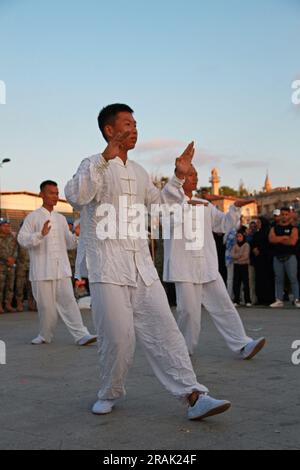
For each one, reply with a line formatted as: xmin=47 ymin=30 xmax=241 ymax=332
xmin=219 ymin=186 xmax=238 ymax=197
xmin=238 ymin=180 xmax=250 ymax=197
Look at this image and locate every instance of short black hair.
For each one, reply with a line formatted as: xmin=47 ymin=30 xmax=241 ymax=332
xmin=281 ymin=207 xmax=291 ymax=213
xmin=237 ymin=229 xmax=246 ymax=237
xmin=97 ymin=103 xmax=134 ymax=141
xmin=40 ymin=180 xmax=58 ymax=192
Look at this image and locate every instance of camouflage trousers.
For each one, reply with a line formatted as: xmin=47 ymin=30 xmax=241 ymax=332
xmin=0 ymin=266 xmax=16 ymax=305
xmin=15 ymin=268 xmax=34 ymax=302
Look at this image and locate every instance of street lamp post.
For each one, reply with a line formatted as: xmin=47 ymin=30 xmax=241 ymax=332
xmin=0 ymin=158 xmax=11 ymax=219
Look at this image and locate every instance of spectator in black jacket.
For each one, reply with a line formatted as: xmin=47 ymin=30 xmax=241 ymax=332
xmin=251 ymin=217 xmax=275 ymax=306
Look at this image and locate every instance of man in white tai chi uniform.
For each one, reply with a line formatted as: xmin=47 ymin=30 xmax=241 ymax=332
xmin=18 ymin=180 xmax=97 ymax=346
xmin=163 ymin=166 xmax=266 ymax=357
xmin=65 ymin=103 xmax=232 ymax=421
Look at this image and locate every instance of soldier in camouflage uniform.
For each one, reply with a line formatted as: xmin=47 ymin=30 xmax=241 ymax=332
xmin=15 ymin=241 xmax=36 ymax=312
xmin=0 ymin=220 xmax=18 ymax=314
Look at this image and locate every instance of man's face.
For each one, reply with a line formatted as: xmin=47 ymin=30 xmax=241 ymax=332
xmin=106 ymin=112 xmax=138 ymax=150
xmin=40 ymin=185 xmax=59 ymax=207
xmin=237 ymin=233 xmax=244 ymax=243
xmin=201 ymin=190 xmax=209 ymax=200
xmin=74 ymin=224 xmax=80 ymax=237
xmin=0 ymin=223 xmax=11 ymax=235
xmin=183 ymin=168 xmax=198 ymax=194
xmin=281 ymin=210 xmax=291 ymax=225
xmin=290 ymin=210 xmax=298 ymax=223
xmin=255 ymin=219 xmax=262 ymax=230
xmin=274 ymin=215 xmax=281 ymax=224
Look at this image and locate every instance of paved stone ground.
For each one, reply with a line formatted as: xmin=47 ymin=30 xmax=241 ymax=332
xmin=0 ymin=307 xmax=300 ymax=450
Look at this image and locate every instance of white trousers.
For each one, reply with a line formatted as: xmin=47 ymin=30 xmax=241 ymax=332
xmin=249 ymin=265 xmax=257 ymax=305
xmin=31 ymin=278 xmax=90 ymax=343
xmin=176 ymin=274 xmax=252 ymax=355
xmin=227 ymin=264 xmax=234 ymax=299
xmin=90 ymin=275 xmax=208 ymax=401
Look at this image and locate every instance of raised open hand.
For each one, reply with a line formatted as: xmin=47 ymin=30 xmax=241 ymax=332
xmin=102 ymin=131 xmax=131 ymax=162
xmin=41 ymin=220 xmax=51 ymax=237
xmin=175 ymin=142 xmax=195 ymax=179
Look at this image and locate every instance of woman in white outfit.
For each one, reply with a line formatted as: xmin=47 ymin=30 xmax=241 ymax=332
xmin=65 ymin=103 xmax=232 ymax=421
xmin=18 ymin=181 xmax=97 ymax=347
xmin=163 ymin=166 xmax=266 ymax=358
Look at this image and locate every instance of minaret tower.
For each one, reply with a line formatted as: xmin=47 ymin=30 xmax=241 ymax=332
xmin=210 ymin=168 xmax=220 ymax=196
xmin=264 ymin=172 xmax=272 ymax=193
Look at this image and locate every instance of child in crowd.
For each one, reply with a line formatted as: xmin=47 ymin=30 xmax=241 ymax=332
xmin=232 ymin=230 xmax=252 ymax=307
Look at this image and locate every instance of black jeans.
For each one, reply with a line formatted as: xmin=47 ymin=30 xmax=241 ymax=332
xmin=233 ymin=264 xmax=251 ymax=304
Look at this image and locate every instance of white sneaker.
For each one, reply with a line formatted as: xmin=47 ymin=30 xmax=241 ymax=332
xmin=188 ymin=395 xmax=231 ymax=421
xmin=77 ymin=296 xmax=92 ymax=310
xmin=241 ymin=337 xmax=266 ymax=360
xmin=31 ymin=336 xmax=46 ymax=345
xmin=92 ymin=400 xmax=115 ymax=415
xmin=294 ymin=300 xmax=300 ymax=308
xmin=270 ymin=300 xmax=284 ymax=308
xmin=77 ymin=334 xmax=97 ymax=346
xmin=246 ymin=303 xmax=252 ymax=308
xmin=233 ymin=303 xmax=240 ymax=308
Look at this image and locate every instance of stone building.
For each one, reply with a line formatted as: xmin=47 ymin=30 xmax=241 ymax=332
xmin=256 ymin=174 xmax=300 ymax=216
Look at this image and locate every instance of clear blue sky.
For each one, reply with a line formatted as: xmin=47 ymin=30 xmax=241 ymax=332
xmin=0 ymin=0 xmax=299 ymax=195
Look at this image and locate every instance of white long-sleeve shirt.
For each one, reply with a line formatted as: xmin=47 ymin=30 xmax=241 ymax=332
xmin=18 ymin=207 xmax=77 ymax=282
xmin=65 ymin=154 xmax=185 ymax=287
xmin=163 ymin=197 xmax=241 ymax=284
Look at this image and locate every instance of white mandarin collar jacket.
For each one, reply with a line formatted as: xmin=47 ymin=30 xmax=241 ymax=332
xmin=65 ymin=154 xmax=185 ymax=286
xmin=18 ymin=207 xmax=77 ymax=282
xmin=163 ymin=196 xmax=241 ymax=284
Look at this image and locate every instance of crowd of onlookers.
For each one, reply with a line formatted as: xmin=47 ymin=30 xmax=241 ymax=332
xmin=220 ymin=206 xmax=300 ymax=309
xmin=1 ymin=205 xmax=300 ymax=314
